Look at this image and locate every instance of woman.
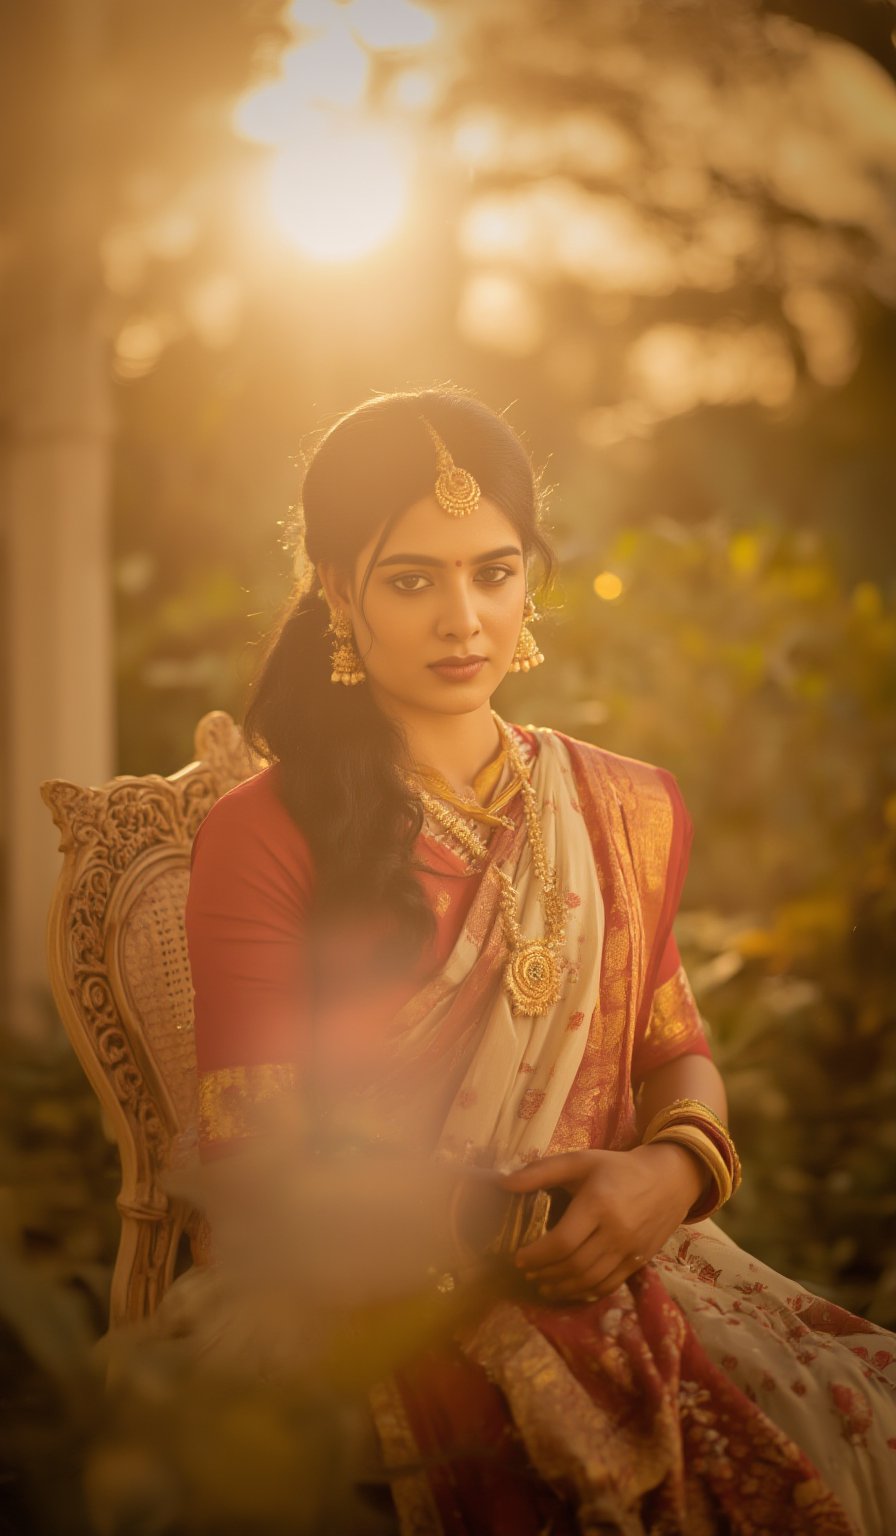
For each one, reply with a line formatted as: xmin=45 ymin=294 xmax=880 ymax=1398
xmin=184 ymin=386 xmax=896 ymax=1534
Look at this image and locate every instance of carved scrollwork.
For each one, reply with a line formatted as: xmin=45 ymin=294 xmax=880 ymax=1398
xmin=133 ymin=1091 xmax=168 ymax=1160
xmin=80 ymin=975 xmax=119 ymax=1032
xmin=43 ymin=711 xmax=257 ymax=1323
xmin=96 ymin=1025 xmax=131 ymax=1068
xmin=104 ymin=784 xmax=180 ymax=873
xmin=193 ymin=709 xmax=260 ymax=786
xmin=181 ymin=771 xmax=222 ymax=840
xmin=82 ymin=865 xmax=113 ymax=919
xmin=41 ymin=782 xmax=100 ymax=851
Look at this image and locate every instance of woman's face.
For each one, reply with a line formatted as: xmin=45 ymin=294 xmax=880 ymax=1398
xmin=328 ymin=492 xmax=528 ymax=724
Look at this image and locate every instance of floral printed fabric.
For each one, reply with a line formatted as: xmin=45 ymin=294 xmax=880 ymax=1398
xmin=384 ymin=1232 xmax=896 ymax=1536
xmin=653 ymin=1218 xmax=896 ymax=1536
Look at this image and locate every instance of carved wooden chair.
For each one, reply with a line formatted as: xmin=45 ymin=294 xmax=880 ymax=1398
xmin=41 ymin=711 xmax=258 ymax=1327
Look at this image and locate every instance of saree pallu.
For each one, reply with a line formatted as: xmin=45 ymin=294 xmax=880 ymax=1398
xmin=375 ymin=1220 xmax=896 ymax=1536
xmin=358 ymin=729 xmax=896 ymax=1535
xmin=180 ymin=724 xmax=896 ymax=1534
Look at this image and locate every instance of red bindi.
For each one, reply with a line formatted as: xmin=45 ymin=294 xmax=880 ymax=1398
xmin=455 ymin=559 xmax=463 ymax=567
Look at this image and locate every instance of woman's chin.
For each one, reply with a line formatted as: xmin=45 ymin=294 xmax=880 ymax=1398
xmin=368 ymin=667 xmax=507 ymax=719
xmin=424 ymin=673 xmax=499 ymax=711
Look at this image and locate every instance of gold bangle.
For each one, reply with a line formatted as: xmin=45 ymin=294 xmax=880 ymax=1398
xmin=641 ymin=1097 xmax=728 ymax=1144
xmin=650 ymin=1126 xmax=733 ymax=1206
xmin=646 ymin=1125 xmax=733 ymax=1220
xmin=641 ymin=1098 xmax=742 ymax=1197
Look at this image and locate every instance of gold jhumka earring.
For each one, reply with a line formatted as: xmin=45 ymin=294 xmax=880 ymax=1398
xmin=420 ymin=418 xmax=481 ymax=517
xmin=509 ymin=594 xmax=545 ymax=673
xmin=327 ymin=607 xmax=365 ymax=686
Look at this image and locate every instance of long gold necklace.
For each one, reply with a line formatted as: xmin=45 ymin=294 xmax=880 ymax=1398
xmin=406 ymin=716 xmax=566 ymax=1017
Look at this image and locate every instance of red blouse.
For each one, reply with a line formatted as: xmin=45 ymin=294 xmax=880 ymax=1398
xmin=186 ymin=735 xmax=710 ymax=1157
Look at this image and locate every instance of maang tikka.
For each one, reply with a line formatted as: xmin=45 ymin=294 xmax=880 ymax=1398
xmin=509 ymin=594 xmax=545 ymax=673
xmin=420 ymin=417 xmax=481 ymax=517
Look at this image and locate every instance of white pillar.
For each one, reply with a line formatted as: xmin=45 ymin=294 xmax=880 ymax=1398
xmin=4 ymin=302 xmax=115 ymax=1039
xmin=1 ymin=0 xmax=115 ymax=1039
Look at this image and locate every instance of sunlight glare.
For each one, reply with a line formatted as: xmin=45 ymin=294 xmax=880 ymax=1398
xmin=234 ymin=83 xmax=287 ymax=148
xmin=346 ymin=0 xmax=437 ymax=50
xmin=268 ymin=123 xmax=409 ymax=261
xmin=288 ymin=0 xmax=344 ymax=29
xmin=235 ymin=0 xmax=430 ymax=262
xmin=390 ymin=68 xmax=437 ymax=111
xmin=285 ymin=28 xmax=369 ymax=111
xmin=235 ymin=30 xmax=368 ymax=147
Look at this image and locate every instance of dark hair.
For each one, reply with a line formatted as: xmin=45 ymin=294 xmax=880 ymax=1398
xmin=244 ymin=385 xmax=555 ymax=958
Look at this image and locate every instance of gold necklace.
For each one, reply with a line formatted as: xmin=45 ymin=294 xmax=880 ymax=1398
xmin=406 ymin=716 xmax=566 ymax=1017
xmin=414 ymin=757 xmax=522 ymax=831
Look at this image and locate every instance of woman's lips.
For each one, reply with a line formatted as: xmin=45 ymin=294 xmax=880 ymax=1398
xmin=428 ymin=658 xmax=487 ymax=682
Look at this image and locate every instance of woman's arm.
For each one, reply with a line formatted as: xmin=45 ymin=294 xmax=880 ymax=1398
xmin=186 ymin=772 xmax=313 ymax=1161
xmin=634 ymin=1052 xmax=730 ymax=1210
xmin=502 ymin=1053 xmax=734 ymax=1298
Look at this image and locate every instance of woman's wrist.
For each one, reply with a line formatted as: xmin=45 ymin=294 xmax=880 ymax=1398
xmin=632 ymin=1139 xmax=709 ymax=1210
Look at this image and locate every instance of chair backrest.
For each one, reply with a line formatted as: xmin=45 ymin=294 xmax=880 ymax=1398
xmin=41 ymin=710 xmax=259 ymax=1327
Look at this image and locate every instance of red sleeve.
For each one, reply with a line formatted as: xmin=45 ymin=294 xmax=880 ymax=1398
xmin=631 ymin=932 xmax=713 ymax=1089
xmin=185 ymin=770 xmax=313 ymax=1159
xmin=630 ymin=777 xmax=713 ymax=1090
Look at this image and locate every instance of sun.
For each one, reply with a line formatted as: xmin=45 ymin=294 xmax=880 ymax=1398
xmin=234 ymin=0 xmax=436 ymax=263
xmin=268 ymin=121 xmax=410 ymax=263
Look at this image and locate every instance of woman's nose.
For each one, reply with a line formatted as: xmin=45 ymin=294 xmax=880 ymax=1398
xmin=437 ymin=583 xmax=482 ymax=641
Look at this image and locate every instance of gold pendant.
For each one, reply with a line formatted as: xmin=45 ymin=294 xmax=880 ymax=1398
xmin=504 ymin=940 xmax=562 ymax=1017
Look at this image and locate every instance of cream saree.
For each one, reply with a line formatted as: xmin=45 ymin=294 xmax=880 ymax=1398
xmin=350 ymin=728 xmax=896 ymax=1535
xmin=165 ymin=724 xmax=896 ymax=1535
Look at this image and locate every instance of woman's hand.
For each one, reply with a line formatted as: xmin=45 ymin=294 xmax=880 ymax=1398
xmin=498 ymin=1142 xmax=707 ymax=1302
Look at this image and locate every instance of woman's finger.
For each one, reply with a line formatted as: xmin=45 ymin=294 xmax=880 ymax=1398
xmin=514 ymin=1198 xmax=602 ymax=1272
xmin=498 ymin=1151 xmax=593 ymax=1195
xmin=592 ymin=1257 xmax=642 ymax=1298
xmin=530 ymin=1230 xmax=611 ymax=1289
xmin=539 ymin=1250 xmax=627 ymax=1301
xmin=528 ymin=1228 xmax=611 ymax=1285
xmin=538 ymin=1245 xmax=651 ymax=1301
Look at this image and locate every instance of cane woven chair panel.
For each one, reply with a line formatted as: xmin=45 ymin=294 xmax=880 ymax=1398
xmin=115 ymin=863 xmax=197 ymax=1134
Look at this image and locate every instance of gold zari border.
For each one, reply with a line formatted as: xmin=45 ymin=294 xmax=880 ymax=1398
xmin=197 ymin=1061 xmax=298 ymax=1146
xmin=368 ymin=1378 xmax=444 ymax=1535
xmin=644 ymin=965 xmax=706 ymax=1054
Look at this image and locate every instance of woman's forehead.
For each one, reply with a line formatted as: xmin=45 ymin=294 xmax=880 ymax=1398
xmin=370 ymin=494 xmax=521 ymax=564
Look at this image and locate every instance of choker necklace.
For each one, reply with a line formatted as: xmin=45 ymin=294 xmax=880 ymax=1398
xmin=414 ymin=752 xmax=522 ymax=832
xmin=406 ymin=715 xmax=566 ymax=1017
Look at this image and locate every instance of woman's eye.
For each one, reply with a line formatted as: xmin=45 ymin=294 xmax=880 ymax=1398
xmin=477 ymin=565 xmax=512 ymax=584
xmin=391 ymin=573 xmax=431 ymax=593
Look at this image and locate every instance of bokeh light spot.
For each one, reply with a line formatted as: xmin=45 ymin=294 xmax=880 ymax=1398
xmin=113 ymin=317 xmax=168 ymax=380
xmin=729 ymin=533 xmax=761 ymax=577
xmin=593 ymin=572 xmax=624 ymax=601
xmin=457 ymin=271 xmax=544 ymax=355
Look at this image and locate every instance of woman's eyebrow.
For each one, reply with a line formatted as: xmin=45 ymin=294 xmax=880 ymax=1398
xmin=376 ymin=545 xmax=522 ymax=568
